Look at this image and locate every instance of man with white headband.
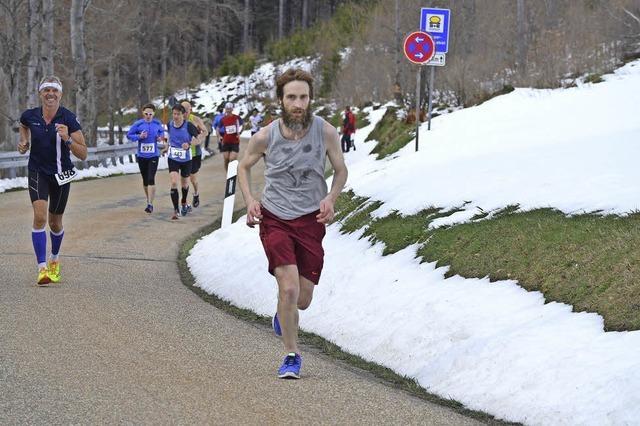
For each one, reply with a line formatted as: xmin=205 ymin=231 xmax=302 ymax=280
xmin=18 ymin=75 xmax=87 ymax=285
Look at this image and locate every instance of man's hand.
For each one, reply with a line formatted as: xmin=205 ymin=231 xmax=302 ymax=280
xmin=17 ymin=139 xmax=30 ymax=154
xmin=246 ymin=199 xmax=262 ymax=228
xmin=316 ymin=197 xmax=335 ymax=224
xmin=54 ymin=123 xmax=70 ymax=141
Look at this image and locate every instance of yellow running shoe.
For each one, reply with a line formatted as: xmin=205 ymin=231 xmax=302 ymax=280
xmin=37 ymin=267 xmax=51 ymax=286
xmin=48 ymin=260 xmax=61 ymax=283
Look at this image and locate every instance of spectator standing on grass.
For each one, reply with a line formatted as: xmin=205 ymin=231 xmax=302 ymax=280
xmin=341 ymin=106 xmax=356 ymax=153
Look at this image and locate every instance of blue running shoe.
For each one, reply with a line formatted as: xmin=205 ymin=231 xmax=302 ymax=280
xmin=278 ymin=353 xmax=301 ymax=379
xmin=181 ymin=203 xmax=188 ymax=216
xmin=272 ymin=312 xmax=282 ymax=337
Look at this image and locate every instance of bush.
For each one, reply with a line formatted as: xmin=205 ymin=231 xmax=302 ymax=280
xmin=217 ymin=52 xmax=257 ymax=77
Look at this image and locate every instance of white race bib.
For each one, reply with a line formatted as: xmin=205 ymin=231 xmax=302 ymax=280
xmin=140 ymin=142 xmax=155 ymax=153
xmin=225 ymin=125 xmax=237 ymax=134
xmin=55 ymin=169 xmax=77 ymax=186
xmin=169 ymin=146 xmax=187 ymax=160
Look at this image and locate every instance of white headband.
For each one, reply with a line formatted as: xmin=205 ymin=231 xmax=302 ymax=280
xmin=39 ymin=82 xmax=63 ymax=92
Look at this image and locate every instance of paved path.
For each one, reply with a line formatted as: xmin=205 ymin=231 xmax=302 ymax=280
xmin=0 ymin=145 xmax=481 ymax=424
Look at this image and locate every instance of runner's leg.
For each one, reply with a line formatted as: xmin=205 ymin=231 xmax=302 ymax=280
xmin=274 ymin=264 xmax=301 ymax=354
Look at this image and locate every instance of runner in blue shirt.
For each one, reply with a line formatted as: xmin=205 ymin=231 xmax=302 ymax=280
xmin=161 ymin=104 xmax=199 ymax=220
xmin=17 ymin=75 xmax=88 ymax=286
xmin=212 ymin=105 xmax=225 ymax=153
xmin=127 ymin=103 xmax=165 ymax=213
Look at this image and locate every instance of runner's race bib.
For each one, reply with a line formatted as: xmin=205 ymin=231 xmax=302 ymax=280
xmin=55 ymin=169 xmax=77 ymax=186
xmin=140 ymin=143 xmax=155 ymax=153
xmin=225 ymin=125 xmax=237 ymax=134
xmin=169 ymin=146 xmax=187 ymax=160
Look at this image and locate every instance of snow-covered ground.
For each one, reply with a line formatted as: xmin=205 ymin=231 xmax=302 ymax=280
xmin=187 ymin=60 xmax=640 ymax=425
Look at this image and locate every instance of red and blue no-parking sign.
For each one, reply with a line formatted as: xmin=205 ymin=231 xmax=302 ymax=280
xmin=403 ymin=31 xmax=435 ymax=65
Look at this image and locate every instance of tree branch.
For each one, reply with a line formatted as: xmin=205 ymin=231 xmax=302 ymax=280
xmin=623 ymin=7 xmax=640 ymax=26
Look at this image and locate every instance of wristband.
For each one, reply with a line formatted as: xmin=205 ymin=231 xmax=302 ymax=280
xmin=65 ymin=139 xmax=72 ymax=147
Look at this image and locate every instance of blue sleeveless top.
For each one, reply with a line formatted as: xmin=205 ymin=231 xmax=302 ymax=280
xmin=167 ymin=120 xmax=194 ymax=162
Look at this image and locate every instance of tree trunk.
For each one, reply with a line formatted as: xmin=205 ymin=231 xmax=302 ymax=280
xmin=278 ymin=0 xmax=285 ymax=39
xmin=161 ymin=33 xmax=169 ymax=99
xmin=202 ymin=16 xmax=210 ymax=75
xmin=516 ymin=0 xmax=528 ymax=75
xmin=70 ymin=0 xmax=90 ymax=139
xmin=1 ymin=0 xmax=24 ymax=150
xmin=108 ymin=58 xmax=115 ymax=145
xmin=394 ymin=0 xmax=400 ymax=87
xmin=136 ymin=39 xmax=145 ymax=105
xmin=41 ymin=0 xmax=55 ymax=76
xmin=242 ymin=0 xmax=251 ymax=52
xmin=27 ymin=0 xmax=41 ymax=108
xmin=87 ymin=46 xmax=97 ymax=146
xmin=302 ymin=0 xmax=308 ymax=29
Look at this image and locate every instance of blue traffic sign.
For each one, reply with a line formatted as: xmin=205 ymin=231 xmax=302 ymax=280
xmin=420 ymin=8 xmax=451 ymax=54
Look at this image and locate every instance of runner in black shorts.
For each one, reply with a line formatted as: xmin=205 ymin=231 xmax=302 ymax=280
xmin=18 ymin=75 xmax=88 ymax=285
xmin=162 ymin=104 xmax=199 ymax=220
xmin=180 ymin=100 xmax=206 ymax=209
xmin=126 ymin=103 xmax=165 ymax=213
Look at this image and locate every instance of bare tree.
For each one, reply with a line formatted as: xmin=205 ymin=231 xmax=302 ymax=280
xmin=26 ymin=0 xmax=41 ymax=107
xmin=516 ymin=0 xmax=528 ymax=75
xmin=70 ymin=0 xmax=92 ymax=143
xmin=0 ymin=0 xmax=27 ymax=150
xmin=279 ymin=0 xmax=285 ymax=39
xmin=301 ymin=0 xmax=308 ymax=29
xmin=242 ymin=0 xmax=251 ymax=52
xmin=41 ymin=0 xmax=54 ymax=76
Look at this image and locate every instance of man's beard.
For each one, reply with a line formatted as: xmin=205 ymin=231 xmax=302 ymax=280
xmin=281 ymin=104 xmax=312 ymax=132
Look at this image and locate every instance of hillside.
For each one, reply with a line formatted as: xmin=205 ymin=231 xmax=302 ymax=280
xmin=187 ymin=59 xmax=640 ymax=425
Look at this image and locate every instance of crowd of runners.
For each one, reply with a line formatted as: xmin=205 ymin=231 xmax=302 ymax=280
xmin=17 ymin=68 xmax=348 ymax=380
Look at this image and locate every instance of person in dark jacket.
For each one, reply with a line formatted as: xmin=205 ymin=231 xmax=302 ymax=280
xmin=341 ymin=106 xmax=356 ymax=153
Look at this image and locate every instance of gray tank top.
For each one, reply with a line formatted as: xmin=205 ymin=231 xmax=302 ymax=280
xmin=261 ymin=115 xmax=328 ymax=220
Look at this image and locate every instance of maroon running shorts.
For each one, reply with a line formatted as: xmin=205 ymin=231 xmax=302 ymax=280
xmin=259 ymin=207 xmax=326 ymax=285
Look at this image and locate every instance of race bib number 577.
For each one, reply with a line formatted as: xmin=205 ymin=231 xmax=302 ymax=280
xmin=55 ymin=169 xmax=77 ymax=186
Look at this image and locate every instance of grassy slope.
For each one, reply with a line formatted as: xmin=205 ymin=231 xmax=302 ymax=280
xmin=337 ymin=110 xmax=640 ymax=331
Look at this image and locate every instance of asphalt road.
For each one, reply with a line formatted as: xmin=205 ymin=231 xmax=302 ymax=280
xmin=0 ymin=144 xmax=481 ymax=425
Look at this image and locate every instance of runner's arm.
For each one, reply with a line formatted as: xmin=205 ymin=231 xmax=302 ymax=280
xmin=18 ymin=124 xmax=30 ymax=154
xmin=68 ymin=130 xmax=88 ymax=160
xmin=238 ymin=126 xmax=269 ymax=227
xmin=193 ymin=116 xmax=208 ymax=144
xmin=317 ymin=122 xmax=347 ymax=224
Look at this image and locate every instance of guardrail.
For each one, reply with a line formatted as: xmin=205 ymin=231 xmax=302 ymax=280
xmin=0 ymin=142 xmax=139 ymax=179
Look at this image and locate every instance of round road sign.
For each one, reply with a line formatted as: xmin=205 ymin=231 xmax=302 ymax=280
xmin=403 ymin=31 xmax=435 ymax=65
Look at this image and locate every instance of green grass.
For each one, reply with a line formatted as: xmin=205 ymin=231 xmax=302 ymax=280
xmin=366 ymin=107 xmax=415 ymax=159
xmin=584 ymin=73 xmax=604 ymax=84
xmin=176 ymin=209 xmax=512 ymax=424
xmin=334 ymin=190 xmax=640 ymax=331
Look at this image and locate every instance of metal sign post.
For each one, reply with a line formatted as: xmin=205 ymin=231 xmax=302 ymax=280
xmin=427 ymin=66 xmax=435 ymax=131
xmin=415 ymin=67 xmax=421 ymax=151
xmin=403 ymin=31 xmax=435 ymax=152
xmin=420 ymin=7 xmax=451 ymax=133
